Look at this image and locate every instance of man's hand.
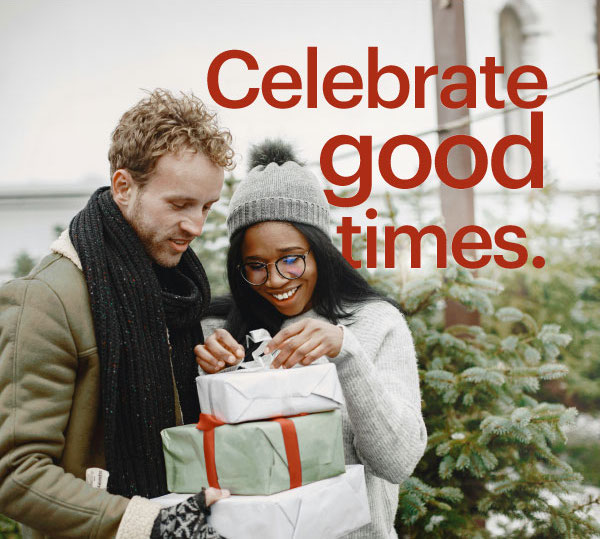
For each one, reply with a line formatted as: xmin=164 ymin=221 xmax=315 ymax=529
xmin=195 ymin=329 xmax=244 ymax=374
xmin=264 ymin=319 xmax=343 ymax=369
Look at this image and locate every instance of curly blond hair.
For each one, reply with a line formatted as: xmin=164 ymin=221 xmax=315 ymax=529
xmin=108 ymin=89 xmax=235 ymax=184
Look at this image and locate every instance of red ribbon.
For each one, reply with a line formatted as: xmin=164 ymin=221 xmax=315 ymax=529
xmin=196 ymin=413 xmax=304 ymax=490
xmin=271 ymin=417 xmax=302 ymax=489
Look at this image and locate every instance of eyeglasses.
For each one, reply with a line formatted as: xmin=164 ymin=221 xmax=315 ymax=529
xmin=238 ymin=250 xmax=310 ymax=286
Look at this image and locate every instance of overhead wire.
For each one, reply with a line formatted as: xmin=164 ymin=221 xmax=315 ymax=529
xmin=307 ymin=69 xmax=600 ymax=166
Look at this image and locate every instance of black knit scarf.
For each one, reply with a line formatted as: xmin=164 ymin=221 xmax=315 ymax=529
xmin=69 ymin=187 xmax=209 ymax=498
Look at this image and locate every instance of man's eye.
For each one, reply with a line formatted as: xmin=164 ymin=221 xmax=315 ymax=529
xmin=171 ymin=203 xmax=186 ymax=209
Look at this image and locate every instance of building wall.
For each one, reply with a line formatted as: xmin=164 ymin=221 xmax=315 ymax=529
xmin=0 ymin=192 xmax=92 ymax=282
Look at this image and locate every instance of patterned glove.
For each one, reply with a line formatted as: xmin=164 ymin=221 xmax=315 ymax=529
xmin=150 ymin=490 xmax=224 ymax=539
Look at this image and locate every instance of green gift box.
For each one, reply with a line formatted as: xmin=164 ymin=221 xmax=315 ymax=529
xmin=161 ymin=409 xmax=345 ymax=495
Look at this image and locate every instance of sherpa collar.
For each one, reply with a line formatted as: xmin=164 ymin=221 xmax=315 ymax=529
xmin=51 ymin=229 xmax=82 ymax=270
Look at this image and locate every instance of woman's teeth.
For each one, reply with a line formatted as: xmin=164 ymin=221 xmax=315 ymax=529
xmin=271 ymin=287 xmax=299 ymax=301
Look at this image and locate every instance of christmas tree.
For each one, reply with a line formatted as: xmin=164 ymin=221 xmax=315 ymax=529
xmin=392 ymin=264 xmax=599 ymax=537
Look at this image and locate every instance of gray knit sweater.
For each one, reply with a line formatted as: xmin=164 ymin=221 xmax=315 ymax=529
xmin=200 ymin=300 xmax=427 ymax=538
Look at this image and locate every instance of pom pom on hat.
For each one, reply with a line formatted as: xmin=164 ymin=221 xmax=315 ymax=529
xmin=247 ymin=139 xmax=303 ymax=170
xmin=227 ymin=140 xmax=330 ymax=238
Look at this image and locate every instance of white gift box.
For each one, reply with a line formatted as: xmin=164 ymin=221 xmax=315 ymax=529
xmin=153 ymin=465 xmax=371 ymax=539
xmin=196 ymin=362 xmax=345 ymax=424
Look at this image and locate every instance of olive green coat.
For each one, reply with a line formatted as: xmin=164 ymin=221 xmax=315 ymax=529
xmin=0 ymin=244 xmax=159 ymax=538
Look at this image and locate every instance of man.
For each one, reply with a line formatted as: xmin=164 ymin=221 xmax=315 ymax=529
xmin=0 ymin=90 xmax=233 ymax=537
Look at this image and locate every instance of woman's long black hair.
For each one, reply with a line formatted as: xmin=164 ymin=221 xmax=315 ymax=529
xmin=207 ymin=221 xmax=399 ymax=344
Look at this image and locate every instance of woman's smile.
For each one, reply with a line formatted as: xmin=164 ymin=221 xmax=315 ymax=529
xmin=268 ymin=285 xmax=300 ymax=302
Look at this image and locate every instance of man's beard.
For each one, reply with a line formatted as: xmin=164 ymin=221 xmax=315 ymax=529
xmin=130 ymin=198 xmax=180 ymax=268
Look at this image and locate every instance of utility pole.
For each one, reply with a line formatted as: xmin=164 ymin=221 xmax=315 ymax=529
xmin=597 ymin=0 xmax=600 ymax=225
xmin=597 ymin=0 xmax=599 ymax=108
xmin=431 ymin=0 xmax=479 ymax=327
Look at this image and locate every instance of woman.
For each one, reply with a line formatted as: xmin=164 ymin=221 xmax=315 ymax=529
xmin=195 ymin=141 xmax=427 ymax=539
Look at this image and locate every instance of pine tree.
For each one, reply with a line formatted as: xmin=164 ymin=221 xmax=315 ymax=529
xmin=0 ymin=513 xmax=20 ymax=537
xmin=487 ymin=187 xmax=600 ymax=500
xmin=492 ymin=208 xmax=600 ymax=412
xmin=192 ymin=174 xmax=240 ymax=297
xmin=11 ymin=251 xmax=36 ymax=278
xmin=390 ymin=264 xmax=599 ymax=537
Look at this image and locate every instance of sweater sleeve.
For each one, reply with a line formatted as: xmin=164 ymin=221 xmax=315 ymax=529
xmin=0 ymin=277 xmax=160 ymax=537
xmin=330 ymin=301 xmax=427 ymax=484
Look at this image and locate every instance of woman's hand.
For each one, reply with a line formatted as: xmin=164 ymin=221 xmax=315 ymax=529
xmin=195 ymin=329 xmax=245 ymax=374
xmin=264 ymin=319 xmax=344 ymax=369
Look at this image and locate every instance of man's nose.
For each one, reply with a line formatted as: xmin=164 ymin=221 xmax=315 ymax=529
xmin=179 ymin=212 xmax=206 ymax=238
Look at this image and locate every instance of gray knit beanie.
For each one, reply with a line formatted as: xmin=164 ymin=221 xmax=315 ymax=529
xmin=227 ymin=140 xmax=331 ymax=238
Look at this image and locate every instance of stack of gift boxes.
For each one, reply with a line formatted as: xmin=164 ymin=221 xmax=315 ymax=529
xmin=155 ymin=331 xmax=371 ymax=538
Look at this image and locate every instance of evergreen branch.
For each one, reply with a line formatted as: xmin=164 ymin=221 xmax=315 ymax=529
xmin=401 ymin=288 xmax=439 ymax=316
xmin=571 ymin=496 xmax=600 ymax=512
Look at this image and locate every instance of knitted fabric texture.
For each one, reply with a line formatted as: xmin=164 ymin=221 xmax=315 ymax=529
xmin=69 ymin=187 xmax=209 ymax=498
xmin=226 ymin=161 xmax=330 ymax=238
